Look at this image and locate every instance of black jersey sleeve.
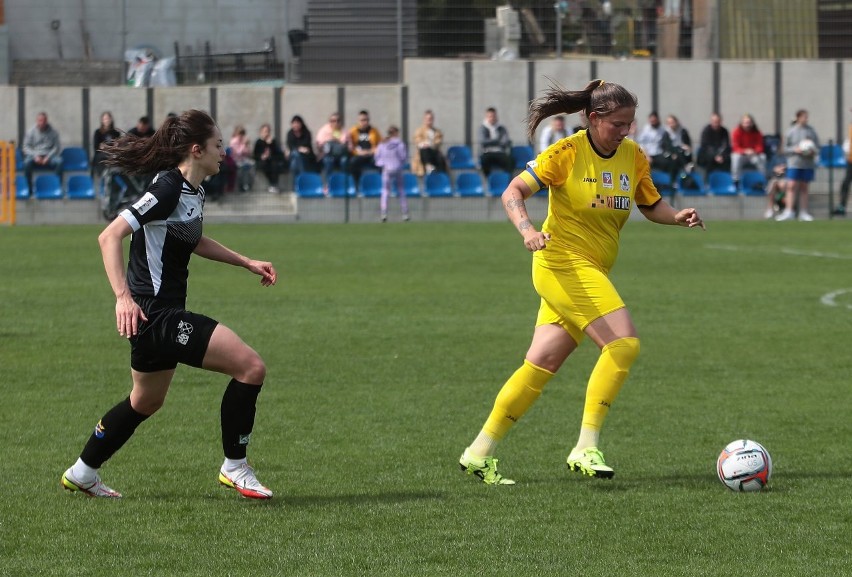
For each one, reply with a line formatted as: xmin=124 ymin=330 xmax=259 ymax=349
xmin=122 ymin=170 xmax=183 ymax=230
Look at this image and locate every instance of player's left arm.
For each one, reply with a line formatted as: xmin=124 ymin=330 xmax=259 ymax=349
xmin=639 ymin=200 xmax=705 ymax=230
xmin=633 ymin=145 xmax=705 ymax=229
xmin=194 ymin=236 xmax=277 ymax=286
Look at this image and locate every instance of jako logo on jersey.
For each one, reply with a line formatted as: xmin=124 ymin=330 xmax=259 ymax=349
xmin=176 ymin=320 xmax=193 ymax=345
xmin=590 ymin=193 xmax=631 ymax=210
xmin=620 ymin=173 xmax=630 ymax=192
xmin=602 ymin=172 xmax=613 ymax=189
xmin=94 ymin=420 xmax=106 ymax=438
xmin=133 ymin=192 xmax=158 ymax=215
xmin=186 ymin=207 xmax=195 ymax=217
xmin=582 ymin=177 xmax=597 ymax=183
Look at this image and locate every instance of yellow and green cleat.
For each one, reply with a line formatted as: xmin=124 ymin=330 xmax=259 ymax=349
xmin=567 ymin=446 xmax=614 ymax=479
xmin=459 ymin=448 xmax=515 ymax=485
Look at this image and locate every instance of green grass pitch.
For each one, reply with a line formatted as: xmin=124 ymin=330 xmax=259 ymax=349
xmin=0 ymin=219 xmax=849 ymax=576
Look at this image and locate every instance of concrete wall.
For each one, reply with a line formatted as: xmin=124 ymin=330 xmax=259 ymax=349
xmin=3 ymin=58 xmax=848 ymax=153
xmin=5 ymin=0 xmax=309 ymax=61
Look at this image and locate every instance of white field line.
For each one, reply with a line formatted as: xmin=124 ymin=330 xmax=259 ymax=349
xmin=705 ymin=243 xmax=852 ymax=260
xmin=705 ymin=244 xmax=852 ymax=309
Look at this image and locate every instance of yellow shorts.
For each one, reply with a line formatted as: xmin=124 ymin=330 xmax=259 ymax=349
xmin=532 ymin=254 xmax=625 ymax=344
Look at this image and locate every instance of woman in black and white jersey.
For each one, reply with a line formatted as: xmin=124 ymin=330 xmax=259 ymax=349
xmin=61 ymin=109 xmax=278 ymax=500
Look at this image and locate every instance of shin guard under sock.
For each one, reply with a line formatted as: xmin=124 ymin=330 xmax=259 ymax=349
xmin=482 ymin=360 xmax=554 ymax=441
xmin=79 ymin=397 xmax=150 ymax=469
xmin=221 ymin=379 xmax=263 ymax=459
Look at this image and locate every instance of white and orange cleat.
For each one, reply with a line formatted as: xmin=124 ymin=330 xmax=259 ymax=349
xmin=218 ymin=463 xmax=273 ymax=500
xmin=61 ymin=467 xmax=122 ymax=498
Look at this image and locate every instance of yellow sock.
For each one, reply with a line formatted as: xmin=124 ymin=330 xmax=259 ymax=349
xmin=480 ymin=359 xmax=554 ymax=444
xmin=579 ymin=337 xmax=640 ymax=443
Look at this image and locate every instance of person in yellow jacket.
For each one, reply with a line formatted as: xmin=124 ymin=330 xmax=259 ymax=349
xmin=459 ymin=79 xmax=705 ymax=485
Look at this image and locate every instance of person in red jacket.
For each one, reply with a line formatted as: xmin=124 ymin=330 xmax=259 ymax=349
xmin=731 ymin=114 xmax=766 ymax=182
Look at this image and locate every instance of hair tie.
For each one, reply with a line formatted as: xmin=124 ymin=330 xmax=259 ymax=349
xmin=599 ymin=80 xmax=606 ymax=87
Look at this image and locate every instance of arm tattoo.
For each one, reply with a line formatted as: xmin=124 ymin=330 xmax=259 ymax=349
xmin=505 ymin=198 xmax=525 ymax=211
xmin=518 ymin=219 xmax=533 ymax=232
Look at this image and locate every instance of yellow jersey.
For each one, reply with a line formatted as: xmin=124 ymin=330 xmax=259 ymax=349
xmin=519 ymin=130 xmax=661 ymax=273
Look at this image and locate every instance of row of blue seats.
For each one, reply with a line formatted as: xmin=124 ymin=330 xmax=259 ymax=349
xmin=295 ymin=170 xmax=513 ymax=199
xmin=652 ymin=169 xmax=769 ymax=197
xmin=14 ymin=173 xmax=95 ymax=200
xmin=15 ymin=146 xmax=91 ymax=172
xmin=446 ymin=145 xmax=534 ymax=171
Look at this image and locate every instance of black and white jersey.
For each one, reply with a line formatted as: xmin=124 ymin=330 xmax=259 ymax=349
xmin=119 ymin=169 xmax=204 ymax=301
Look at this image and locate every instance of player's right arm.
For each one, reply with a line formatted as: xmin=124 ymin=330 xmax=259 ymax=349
xmin=502 ymin=175 xmax=550 ymax=252
xmin=98 ymin=217 xmax=147 ymax=338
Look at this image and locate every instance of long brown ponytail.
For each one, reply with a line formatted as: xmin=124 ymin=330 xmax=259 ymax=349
xmin=526 ymin=79 xmax=638 ymax=141
xmin=101 ymin=109 xmax=218 ymax=175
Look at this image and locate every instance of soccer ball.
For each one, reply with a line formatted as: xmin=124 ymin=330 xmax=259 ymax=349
xmin=716 ymin=439 xmax=772 ymax=492
xmin=798 ymin=139 xmax=817 ymax=156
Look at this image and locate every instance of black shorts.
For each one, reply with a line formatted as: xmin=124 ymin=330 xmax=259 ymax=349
xmin=129 ymin=297 xmax=219 ymax=372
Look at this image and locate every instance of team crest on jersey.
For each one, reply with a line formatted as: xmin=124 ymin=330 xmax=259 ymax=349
xmin=620 ymin=173 xmax=630 ymax=192
xmin=602 ymin=172 xmax=613 ymax=189
xmin=132 ymin=192 xmax=158 ymax=215
xmin=176 ymin=320 xmax=193 ymax=345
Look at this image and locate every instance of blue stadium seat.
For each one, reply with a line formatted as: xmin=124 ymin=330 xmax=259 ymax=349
xmin=739 ymin=170 xmax=767 ymax=196
xmin=650 ymin=169 xmax=674 ymax=197
xmin=707 ymin=171 xmax=737 ymax=195
xmin=15 ymin=174 xmax=30 ymax=199
xmin=424 ymin=171 xmax=452 ymax=197
xmin=455 ymin=172 xmax=484 ymax=197
xmin=393 ymin=172 xmax=420 ymax=197
xmin=60 ymin=147 xmax=89 ymax=172
xmin=677 ymin=171 xmax=706 ymax=196
xmin=511 ymin=145 xmax=535 ymax=169
xmin=295 ymin=172 xmax=324 ymax=198
xmin=66 ymin=174 xmax=95 ymax=199
xmin=359 ymin=172 xmax=383 ymax=197
xmin=819 ymin=144 xmax=846 ymax=168
xmin=16 ymin=148 xmax=24 ymax=171
xmin=327 ymin=171 xmax=355 ymax=197
xmin=34 ymin=174 xmax=63 ymax=199
xmin=487 ymin=170 xmax=510 ymax=197
xmin=446 ymin=146 xmax=476 ymax=170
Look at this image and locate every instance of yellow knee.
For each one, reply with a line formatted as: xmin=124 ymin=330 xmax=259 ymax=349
xmin=602 ymin=337 xmax=640 ymax=370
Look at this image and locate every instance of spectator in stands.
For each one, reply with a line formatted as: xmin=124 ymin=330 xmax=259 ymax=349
xmin=538 ymin=115 xmax=568 ymax=153
xmin=479 ymin=107 xmax=513 ymax=176
xmin=93 ymin=111 xmax=121 ymax=179
xmin=348 ymin=110 xmax=381 ymax=188
xmin=730 ymin=113 xmax=766 ymax=182
xmin=22 ymin=111 xmax=62 ymax=190
xmin=127 ymin=116 xmax=155 ymax=139
xmin=253 ymin=123 xmax=286 ymax=193
xmin=776 ymin=109 xmax=819 ymax=222
xmin=375 ymin=125 xmax=409 ymax=223
xmin=315 ymin=112 xmax=349 ymax=179
xmin=833 ymin=107 xmax=852 ymax=216
xmin=696 ymin=113 xmax=731 ymax=176
xmin=636 ymin=111 xmax=676 ymax=180
xmin=764 ymin=156 xmax=788 ymax=219
xmin=286 ymin=115 xmax=318 ymax=182
xmin=411 ymin=109 xmax=446 ymax=176
xmin=665 ymin=114 xmax=693 ymax=175
xmin=229 ymin=125 xmax=255 ymax=193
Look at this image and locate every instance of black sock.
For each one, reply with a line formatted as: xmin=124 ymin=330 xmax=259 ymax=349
xmin=79 ymin=397 xmax=150 ymax=469
xmin=221 ymin=379 xmax=263 ymax=459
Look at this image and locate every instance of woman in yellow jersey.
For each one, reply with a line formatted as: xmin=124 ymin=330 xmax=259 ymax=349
xmin=460 ymin=80 xmax=705 ymax=485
